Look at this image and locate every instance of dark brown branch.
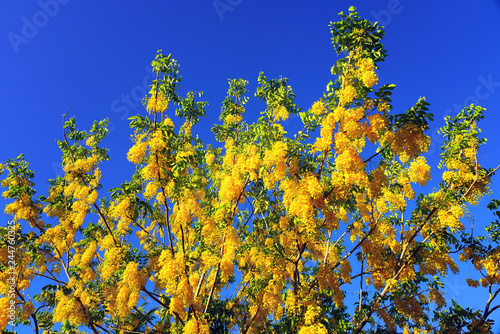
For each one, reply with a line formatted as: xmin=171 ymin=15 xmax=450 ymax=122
xmin=34 ymin=272 xmax=67 ymax=286
xmin=241 ymin=305 xmax=260 ymax=334
xmin=363 ymin=144 xmax=389 ymax=164
xmin=475 ymin=286 xmax=500 ymax=329
xmin=142 ymin=288 xmax=184 ymax=326
xmin=158 ymin=185 xmax=174 ymax=256
xmin=15 ymin=287 xmax=39 ymax=334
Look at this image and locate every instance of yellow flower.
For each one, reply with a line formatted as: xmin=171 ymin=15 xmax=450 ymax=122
xmin=311 ymin=100 xmax=327 ymax=115
xmin=357 ymin=58 xmax=379 ymax=87
xmin=85 ymin=136 xmax=95 ymax=147
xmin=80 ymin=241 xmax=97 ymax=267
xmin=143 ymin=92 xmax=169 ymax=114
xmin=183 ymin=318 xmax=210 ymax=334
xmin=205 ymin=152 xmax=215 ymax=165
xmin=339 ymin=84 xmax=357 ymax=105
xmin=408 ymin=157 xmax=431 ymax=186
xmin=225 ymin=114 xmax=243 ymax=124
xmin=144 ymin=182 xmax=158 ymax=200
xmin=391 ymin=124 xmax=430 ymax=163
xmin=127 ymin=132 xmax=148 ymax=164
xmin=0 ymin=298 xmax=12 ymax=331
xmin=272 ymin=105 xmax=289 ymax=122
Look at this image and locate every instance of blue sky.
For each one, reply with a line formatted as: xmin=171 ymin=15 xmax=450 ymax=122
xmin=1 ymin=0 xmax=500 ymax=332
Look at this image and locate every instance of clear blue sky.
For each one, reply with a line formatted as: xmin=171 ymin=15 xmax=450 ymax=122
xmin=1 ymin=1 xmax=500 ymax=332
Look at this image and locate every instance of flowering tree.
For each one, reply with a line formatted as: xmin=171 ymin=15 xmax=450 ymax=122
xmin=1 ymin=7 xmax=499 ymax=334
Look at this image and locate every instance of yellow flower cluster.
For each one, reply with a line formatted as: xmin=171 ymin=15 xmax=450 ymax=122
xmin=53 ymin=289 xmax=87 ymax=325
xmin=368 ymin=167 xmax=387 ymax=199
xmin=428 ymin=289 xmax=445 ymax=307
xmin=408 ymin=157 xmax=431 ymax=186
xmin=156 ymin=251 xmax=196 ymax=320
xmin=21 ymin=301 xmax=34 ymax=322
xmin=298 ymin=323 xmax=328 ymax=334
xmin=316 ymin=266 xmax=343 ymax=306
xmin=85 ymin=135 xmax=95 ymax=147
xmin=466 ymin=278 xmax=480 ymax=287
xmin=391 ymin=124 xmax=430 ymax=163
xmin=436 ymin=205 xmax=464 ymax=232
xmin=108 ymin=197 xmax=132 ymax=235
xmin=459 ymin=247 xmax=473 ymax=262
xmin=4 ymin=192 xmax=39 ymax=224
xmin=42 ymin=223 xmax=71 ymax=254
xmin=171 ymin=191 xmax=201 ymax=236
xmin=376 ymin=188 xmax=406 ymax=213
xmin=143 ymin=92 xmax=169 ymax=114
xmin=63 ymin=155 xmax=99 ymax=174
xmin=114 ymin=262 xmax=144 ymax=318
xmin=144 ymin=181 xmax=159 ymax=200
xmin=356 ymin=58 xmax=379 ymax=88
xmin=281 ymin=178 xmax=315 ymax=223
xmin=366 ymin=113 xmax=388 ymax=143
xmin=150 ymin=129 xmax=168 ymax=153
xmin=220 ymin=227 xmax=239 ymax=283
xmin=67 ymin=277 xmax=94 ymax=311
xmin=205 ymin=152 xmax=215 ymax=165
xmin=0 ymin=298 xmax=12 ymax=331
xmin=304 ymin=305 xmax=321 ymax=325
xmin=219 ymin=170 xmax=246 ymax=205
xmin=312 ymin=113 xmax=336 ymax=153
xmin=272 ymin=105 xmax=289 ymax=122
xmin=183 ymin=317 xmax=210 ymax=334
xmin=262 ymin=279 xmax=283 ymax=320
xmin=481 ymin=248 xmax=500 ymax=282
xmin=441 ymin=130 xmax=490 ymax=203
xmin=311 ymin=100 xmax=327 ymax=116
xmin=225 ymin=114 xmax=243 ymax=124
xmin=335 ymin=148 xmax=365 ymax=186
xmin=261 ymin=141 xmax=287 ymax=188
xmin=100 ymin=245 xmax=124 ymax=280
xmin=55 ymin=156 xmax=101 ymax=240
xmin=398 ymin=175 xmax=415 ymax=200
xmin=127 ymin=132 xmax=148 ymax=164
xmin=335 ymin=105 xmax=367 ymax=153
xmin=339 ymin=84 xmax=357 ymax=105
xmin=343 ymin=117 xmax=365 ymax=143
xmin=339 ymin=259 xmax=352 ymax=283
xmin=80 ymin=241 xmax=97 ymax=268
xmin=394 ymin=295 xmax=423 ymax=323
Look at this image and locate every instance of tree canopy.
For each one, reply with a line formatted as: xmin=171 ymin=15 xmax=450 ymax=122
xmin=1 ymin=7 xmax=499 ymax=334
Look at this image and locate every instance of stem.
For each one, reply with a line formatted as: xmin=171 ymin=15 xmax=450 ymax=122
xmin=292 ymin=240 xmax=307 ymax=295
xmin=359 ymin=254 xmax=365 ymax=312
xmin=153 ymin=72 xmax=159 ymax=129
xmin=317 ymin=149 xmax=330 ymax=179
xmin=363 ymin=144 xmax=389 ymax=164
xmin=34 ymin=272 xmax=67 ymax=286
xmin=74 ymin=296 xmax=99 ymax=334
xmin=241 ymin=305 xmax=260 ymax=334
xmin=142 ymin=288 xmax=185 ymax=326
xmin=323 ymin=229 xmax=333 ymax=264
xmin=14 ymin=288 xmax=39 ymax=334
xmin=475 ymin=286 xmax=500 ymax=329
xmin=204 ymin=263 xmax=221 ymax=314
xmin=62 ymin=107 xmax=75 ymax=163
xmin=160 ymin=185 xmax=175 ymax=257
xmin=194 ymin=271 xmax=206 ymax=300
